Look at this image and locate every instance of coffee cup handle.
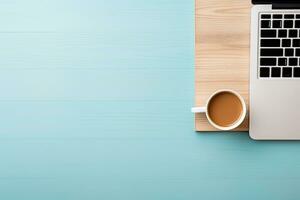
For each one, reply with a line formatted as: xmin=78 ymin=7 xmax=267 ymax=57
xmin=191 ymin=107 xmax=206 ymax=113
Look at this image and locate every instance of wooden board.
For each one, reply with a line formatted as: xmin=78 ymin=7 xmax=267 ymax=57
xmin=195 ymin=0 xmax=251 ymax=131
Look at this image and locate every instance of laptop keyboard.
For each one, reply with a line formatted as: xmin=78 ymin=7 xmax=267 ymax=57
xmin=259 ymin=13 xmax=300 ymax=78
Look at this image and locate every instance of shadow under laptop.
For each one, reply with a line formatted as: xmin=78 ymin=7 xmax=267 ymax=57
xmin=195 ymin=131 xmax=300 ymax=144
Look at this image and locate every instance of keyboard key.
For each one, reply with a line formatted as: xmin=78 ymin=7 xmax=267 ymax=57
xmin=282 ymin=39 xmax=291 ymax=47
xmin=297 ymin=14 xmax=300 ymax=19
xmin=261 ymin=30 xmax=276 ymax=38
xmin=283 ymin=67 xmax=293 ymax=77
xmin=261 ymin=39 xmax=280 ymax=47
xmin=293 ymin=39 xmax=300 ymax=47
xmin=261 ymin=48 xmax=283 ymax=56
xmin=289 ymin=30 xmax=298 ymax=37
xmin=295 ymin=20 xmax=300 ymax=28
xmin=294 ymin=68 xmax=300 ymax=77
xmin=273 ymin=14 xmax=283 ymax=19
xmin=272 ymin=20 xmax=282 ymax=28
xmin=260 ymin=58 xmax=276 ymax=66
xmin=289 ymin=58 xmax=298 ymax=66
xmin=296 ymin=49 xmax=300 ymax=56
xmin=285 ymin=48 xmax=294 ymax=57
xmin=260 ymin=67 xmax=270 ymax=77
xmin=278 ymin=58 xmax=287 ymax=66
xmin=261 ymin=20 xmax=271 ymax=28
xmin=278 ymin=30 xmax=287 ymax=37
xmin=285 ymin=14 xmax=294 ymax=19
xmin=271 ymin=67 xmax=281 ymax=77
xmin=261 ymin=14 xmax=271 ymax=19
xmin=284 ymin=20 xmax=294 ymax=28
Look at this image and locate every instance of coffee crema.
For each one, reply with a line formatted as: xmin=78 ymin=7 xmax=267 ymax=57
xmin=207 ymin=92 xmax=243 ymax=127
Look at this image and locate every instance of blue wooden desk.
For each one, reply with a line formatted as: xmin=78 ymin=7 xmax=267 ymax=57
xmin=0 ymin=0 xmax=299 ymax=199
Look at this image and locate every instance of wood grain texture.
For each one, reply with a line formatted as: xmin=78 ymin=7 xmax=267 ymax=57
xmin=195 ymin=0 xmax=251 ymax=131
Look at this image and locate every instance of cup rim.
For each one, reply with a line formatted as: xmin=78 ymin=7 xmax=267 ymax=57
xmin=205 ymin=89 xmax=247 ymax=131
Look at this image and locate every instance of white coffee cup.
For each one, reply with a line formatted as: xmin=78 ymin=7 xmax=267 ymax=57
xmin=191 ymin=90 xmax=247 ymax=131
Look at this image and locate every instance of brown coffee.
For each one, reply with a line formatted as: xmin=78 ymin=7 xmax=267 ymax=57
xmin=207 ymin=92 xmax=243 ymax=127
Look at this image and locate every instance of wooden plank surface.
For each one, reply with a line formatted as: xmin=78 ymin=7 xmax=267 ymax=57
xmin=2 ymin=1 xmax=300 ymax=199
xmin=195 ymin=0 xmax=251 ymax=131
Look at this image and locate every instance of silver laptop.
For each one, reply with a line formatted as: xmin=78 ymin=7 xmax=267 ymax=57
xmin=250 ymin=0 xmax=300 ymax=139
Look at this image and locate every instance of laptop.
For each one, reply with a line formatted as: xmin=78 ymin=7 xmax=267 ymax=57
xmin=250 ymin=0 xmax=300 ymax=139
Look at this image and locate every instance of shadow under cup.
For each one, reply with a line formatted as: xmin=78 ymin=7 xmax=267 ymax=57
xmin=207 ymin=91 xmax=245 ymax=129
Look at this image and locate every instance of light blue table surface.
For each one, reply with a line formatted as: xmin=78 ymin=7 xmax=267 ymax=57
xmin=1 ymin=0 xmax=300 ymax=199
